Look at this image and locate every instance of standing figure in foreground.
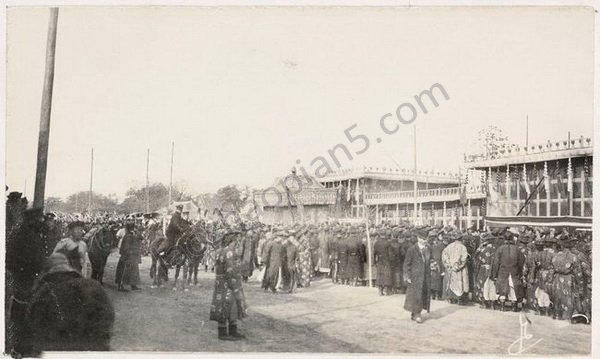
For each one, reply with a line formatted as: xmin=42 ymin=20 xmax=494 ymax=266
xmin=117 ymin=222 xmax=142 ymax=292
xmin=441 ymin=234 xmax=470 ymax=305
xmin=491 ymin=232 xmax=525 ymax=312
xmin=209 ymin=231 xmax=247 ymax=341
xmin=403 ymin=230 xmax=431 ymax=324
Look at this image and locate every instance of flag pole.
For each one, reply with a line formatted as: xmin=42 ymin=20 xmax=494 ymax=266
xmin=146 ymin=148 xmax=150 ymax=213
xmin=88 ymin=147 xmax=93 ymax=213
xmin=33 ymin=8 xmax=59 ymax=209
xmin=413 ymin=124 xmax=418 ymax=224
xmin=168 ymin=141 xmax=174 ymax=207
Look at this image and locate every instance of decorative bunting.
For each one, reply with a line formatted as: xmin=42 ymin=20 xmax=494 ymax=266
xmin=543 ymin=161 xmax=550 ymax=195
xmin=522 ymin=163 xmax=531 ymax=196
xmin=567 ymin=157 xmax=573 ymax=193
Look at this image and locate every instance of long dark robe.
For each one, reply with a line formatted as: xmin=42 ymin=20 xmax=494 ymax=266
xmin=403 ymin=244 xmax=431 ymax=314
xmin=262 ymin=240 xmax=283 ymax=290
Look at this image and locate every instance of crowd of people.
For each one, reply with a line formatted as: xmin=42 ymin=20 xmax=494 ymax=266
xmin=5 ymin=189 xmax=593 ymax=351
xmin=235 ymin=221 xmax=592 ymax=325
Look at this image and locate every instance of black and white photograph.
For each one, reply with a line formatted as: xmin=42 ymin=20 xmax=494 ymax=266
xmin=2 ymin=3 xmax=597 ymax=357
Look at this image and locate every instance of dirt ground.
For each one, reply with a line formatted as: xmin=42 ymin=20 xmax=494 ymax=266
xmin=101 ymin=254 xmax=591 ymax=354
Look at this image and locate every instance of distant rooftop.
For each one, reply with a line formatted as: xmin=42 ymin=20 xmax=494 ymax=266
xmin=464 ymin=136 xmax=593 ymax=169
xmin=316 ymin=166 xmax=461 ymax=184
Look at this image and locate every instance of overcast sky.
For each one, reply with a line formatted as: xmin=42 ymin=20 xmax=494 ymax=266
xmin=6 ymin=6 xmax=594 ymax=200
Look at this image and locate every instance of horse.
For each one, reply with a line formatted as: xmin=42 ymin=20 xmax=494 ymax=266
xmin=147 ymin=224 xmax=170 ymax=288
xmin=85 ymin=225 xmax=119 ymax=285
xmin=151 ymin=222 xmax=212 ymax=291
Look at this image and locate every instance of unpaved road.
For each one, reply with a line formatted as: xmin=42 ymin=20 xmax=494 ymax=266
xmin=101 ymin=254 xmax=590 ymax=354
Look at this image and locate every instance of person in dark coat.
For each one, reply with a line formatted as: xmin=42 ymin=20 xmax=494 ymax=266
xmin=157 ymin=205 xmax=189 ymax=256
xmin=337 ymin=234 xmax=350 ymax=285
xmin=241 ymin=230 xmax=259 ymax=282
xmin=117 ymin=222 xmax=142 ymax=291
xmin=345 ymin=227 xmax=365 ymax=286
xmin=491 ymin=231 xmax=526 ymax=312
xmin=328 ymin=230 xmax=340 ymax=283
xmin=27 ymin=253 xmax=115 ymax=354
xmin=6 ymin=207 xmax=46 ymax=357
xmin=261 ymin=234 xmax=284 ymax=293
xmin=389 ymin=229 xmax=404 ymax=294
xmin=281 ymin=232 xmax=299 ymax=293
xmin=429 ymin=232 xmax=446 ymax=300
xmin=403 ymin=229 xmax=431 ymax=323
xmin=374 ymin=230 xmax=392 ymax=295
xmin=41 ymin=213 xmax=62 ymax=258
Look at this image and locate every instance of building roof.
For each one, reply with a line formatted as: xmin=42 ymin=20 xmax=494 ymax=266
xmin=316 ymin=166 xmax=461 ymax=184
xmin=255 ymin=173 xmax=337 ymax=207
xmin=464 ymin=137 xmax=593 ymax=169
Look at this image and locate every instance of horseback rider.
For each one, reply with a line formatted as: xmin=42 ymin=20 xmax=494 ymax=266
xmin=157 ymin=204 xmax=190 ymax=259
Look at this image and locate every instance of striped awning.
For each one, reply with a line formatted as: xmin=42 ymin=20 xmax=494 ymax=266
xmin=485 ymin=216 xmax=592 ymax=229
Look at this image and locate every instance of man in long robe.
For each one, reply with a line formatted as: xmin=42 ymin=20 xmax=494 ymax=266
xmin=261 ymin=234 xmax=283 ymax=293
xmin=429 ymin=233 xmax=445 ymax=300
xmin=551 ymin=237 xmax=581 ymax=320
xmin=473 ymin=235 xmax=498 ymax=309
xmin=373 ymin=230 xmax=392 ymax=295
xmin=491 ymin=232 xmax=525 ymax=312
xmin=403 ymin=229 xmax=431 ymax=323
xmin=209 ymin=232 xmax=247 ymax=340
xmin=441 ymin=234 xmax=470 ymax=304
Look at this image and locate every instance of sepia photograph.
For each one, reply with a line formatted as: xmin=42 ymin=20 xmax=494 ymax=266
xmin=3 ymin=3 xmax=597 ymax=357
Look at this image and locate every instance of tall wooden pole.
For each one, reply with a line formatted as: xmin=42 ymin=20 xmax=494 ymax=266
xmin=168 ymin=142 xmax=174 ymax=207
xmin=33 ymin=8 xmax=59 ymax=209
xmin=413 ymin=124 xmax=418 ymax=224
xmin=525 ymin=115 xmax=529 ymax=149
xmin=146 ymin=149 xmax=150 ymax=213
xmin=88 ymin=147 xmax=94 ymax=213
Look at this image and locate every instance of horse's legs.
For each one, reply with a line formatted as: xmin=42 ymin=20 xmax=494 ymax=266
xmin=182 ymin=262 xmax=189 ymax=291
xmin=193 ymin=259 xmax=200 ymax=286
xmin=173 ymin=265 xmax=181 ymax=290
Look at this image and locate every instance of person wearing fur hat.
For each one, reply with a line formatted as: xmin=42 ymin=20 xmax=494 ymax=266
xmin=429 ymin=231 xmax=445 ymax=300
xmin=27 ymin=253 xmax=115 ymax=354
xmin=374 ymin=229 xmax=392 ymax=295
xmin=6 ymin=207 xmax=47 ymax=356
xmin=527 ymin=237 xmax=556 ymax=316
xmin=551 ymin=234 xmax=583 ymax=321
xmin=116 ymin=222 xmax=142 ymax=292
xmin=209 ymin=231 xmax=248 ymax=340
xmin=441 ymin=233 xmax=470 ymax=305
xmin=491 ymin=231 xmax=525 ymax=312
xmin=261 ymin=231 xmax=284 ymax=293
xmin=473 ymin=234 xmax=498 ymax=309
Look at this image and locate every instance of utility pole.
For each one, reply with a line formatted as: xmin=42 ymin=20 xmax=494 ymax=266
xmin=33 ymin=8 xmax=59 ymax=209
xmin=413 ymin=124 xmax=418 ymax=224
xmin=525 ymin=115 xmax=529 ymax=149
xmin=168 ymin=142 xmax=174 ymax=207
xmin=88 ymin=147 xmax=94 ymax=213
xmin=146 ymin=148 xmax=150 ymax=213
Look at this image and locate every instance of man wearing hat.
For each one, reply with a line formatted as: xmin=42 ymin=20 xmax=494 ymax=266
xmin=429 ymin=230 xmax=445 ymax=300
xmin=53 ymin=220 xmax=90 ymax=278
xmin=373 ymin=229 xmax=392 ymax=295
xmin=473 ymin=234 xmax=497 ymax=309
xmin=157 ymin=204 xmax=189 ymax=259
xmin=441 ymin=233 xmax=470 ymax=305
xmin=403 ymin=228 xmax=432 ymax=323
xmin=6 ymin=207 xmax=46 ymax=356
xmin=491 ymin=231 xmax=525 ymax=312
xmin=41 ymin=213 xmax=62 ymax=258
xmin=261 ymin=231 xmax=284 ymax=293
xmin=210 ymin=231 xmax=248 ymax=340
xmin=551 ymin=234 xmax=582 ymax=320
xmin=527 ymin=236 xmax=555 ymax=316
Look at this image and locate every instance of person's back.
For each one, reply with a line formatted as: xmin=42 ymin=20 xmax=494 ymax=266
xmin=28 ymin=254 xmax=114 ymax=354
